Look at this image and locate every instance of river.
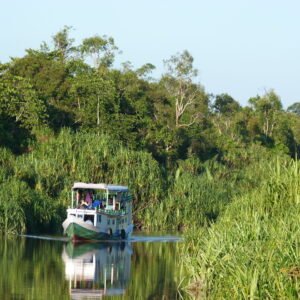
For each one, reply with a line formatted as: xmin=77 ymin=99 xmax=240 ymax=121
xmin=0 ymin=233 xmax=183 ymax=299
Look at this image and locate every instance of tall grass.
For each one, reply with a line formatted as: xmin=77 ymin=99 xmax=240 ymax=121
xmin=0 ymin=128 xmax=165 ymax=233
xmin=182 ymin=158 xmax=300 ymax=299
xmin=143 ymin=150 xmax=275 ymax=231
xmin=143 ymin=171 xmax=233 ymax=231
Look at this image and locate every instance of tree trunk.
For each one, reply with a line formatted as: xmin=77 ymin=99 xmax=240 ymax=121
xmin=97 ymin=95 xmax=100 ymax=126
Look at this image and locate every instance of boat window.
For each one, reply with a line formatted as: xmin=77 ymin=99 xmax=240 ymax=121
xmin=77 ymin=214 xmax=83 ymax=219
xmin=70 ymin=214 xmax=75 ymax=217
xmin=84 ymin=215 xmax=94 ymax=223
xmin=112 ymin=219 xmax=115 ymax=225
xmin=107 ymin=219 xmax=110 ymax=225
xmin=97 ymin=215 xmax=101 ymax=223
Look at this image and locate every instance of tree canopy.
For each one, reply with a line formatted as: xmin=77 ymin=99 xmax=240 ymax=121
xmin=0 ymin=27 xmax=299 ymax=239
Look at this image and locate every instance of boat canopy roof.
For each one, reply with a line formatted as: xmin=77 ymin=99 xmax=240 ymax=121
xmin=72 ymin=182 xmax=128 ymax=192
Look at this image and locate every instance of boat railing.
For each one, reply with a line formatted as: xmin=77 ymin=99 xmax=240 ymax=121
xmin=98 ymin=208 xmax=127 ymax=216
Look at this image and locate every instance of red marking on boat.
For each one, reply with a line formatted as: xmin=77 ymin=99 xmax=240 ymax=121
xmin=72 ymin=235 xmax=93 ymax=244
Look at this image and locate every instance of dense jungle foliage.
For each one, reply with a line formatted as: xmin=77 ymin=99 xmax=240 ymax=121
xmin=1 ymin=27 xmax=300 ymax=297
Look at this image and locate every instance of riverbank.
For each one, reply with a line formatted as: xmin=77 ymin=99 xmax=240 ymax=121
xmin=182 ymin=158 xmax=300 ymax=299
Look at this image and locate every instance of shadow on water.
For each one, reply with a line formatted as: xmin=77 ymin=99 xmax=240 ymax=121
xmin=0 ymin=235 xmax=183 ymax=299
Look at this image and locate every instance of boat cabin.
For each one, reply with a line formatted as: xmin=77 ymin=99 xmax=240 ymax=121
xmin=71 ymin=182 xmax=130 ymax=211
xmin=65 ymin=182 xmax=133 ymax=239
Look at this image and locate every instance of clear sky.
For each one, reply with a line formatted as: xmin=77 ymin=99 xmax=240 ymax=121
xmin=1 ymin=0 xmax=300 ymax=107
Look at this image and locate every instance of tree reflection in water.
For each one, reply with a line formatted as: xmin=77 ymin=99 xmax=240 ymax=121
xmin=0 ymin=236 xmax=182 ymax=299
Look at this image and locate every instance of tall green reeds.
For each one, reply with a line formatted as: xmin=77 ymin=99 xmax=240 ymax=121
xmin=0 ymin=128 xmax=165 ymax=234
xmin=143 ymin=150 xmax=274 ymax=231
xmin=182 ymin=158 xmax=300 ymax=299
xmin=144 ymin=171 xmax=233 ymax=231
xmin=0 ymin=179 xmax=27 ymax=234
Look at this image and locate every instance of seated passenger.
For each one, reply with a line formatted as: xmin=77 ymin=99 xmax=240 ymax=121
xmin=76 ymin=190 xmax=83 ymax=207
xmin=85 ymin=191 xmax=93 ymax=208
xmin=80 ymin=199 xmax=89 ymax=209
xmin=92 ymin=200 xmax=101 ymax=209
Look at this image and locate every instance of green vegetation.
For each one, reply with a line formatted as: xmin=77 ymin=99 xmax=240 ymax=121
xmin=182 ymin=158 xmax=300 ymax=298
xmin=0 ymin=129 xmax=164 ymax=233
xmin=1 ymin=27 xmax=300 ymax=297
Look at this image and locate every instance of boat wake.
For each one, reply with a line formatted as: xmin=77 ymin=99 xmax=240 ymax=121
xmin=130 ymin=235 xmax=182 ymax=243
xmin=20 ymin=234 xmax=69 ymax=242
xmin=20 ymin=234 xmax=183 ymax=243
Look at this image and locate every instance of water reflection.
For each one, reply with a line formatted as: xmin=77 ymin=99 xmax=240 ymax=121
xmin=62 ymin=242 xmax=132 ymax=299
xmin=0 ymin=236 xmax=182 ymax=299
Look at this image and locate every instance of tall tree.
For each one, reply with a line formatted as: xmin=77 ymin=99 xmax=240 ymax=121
xmin=287 ymin=102 xmax=300 ymax=115
xmin=0 ymin=72 xmax=48 ymax=152
xmin=108 ymin=68 xmax=156 ymax=147
xmin=213 ymin=93 xmax=241 ymax=115
xmin=80 ymin=35 xmax=118 ymax=68
xmin=70 ymin=71 xmax=116 ymax=129
xmin=248 ymin=90 xmax=282 ymax=137
xmin=0 ymin=73 xmax=47 ymax=130
xmin=163 ymin=50 xmax=207 ymax=128
xmin=52 ymin=26 xmax=76 ymax=61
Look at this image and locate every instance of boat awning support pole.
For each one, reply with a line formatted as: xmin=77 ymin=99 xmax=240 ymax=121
xmin=106 ymin=189 xmax=109 ymax=207
xmin=71 ymin=190 xmax=74 ymax=208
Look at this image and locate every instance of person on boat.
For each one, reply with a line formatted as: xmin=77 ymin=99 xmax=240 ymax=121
xmin=85 ymin=191 xmax=93 ymax=208
xmin=76 ymin=190 xmax=85 ymax=208
xmin=92 ymin=199 xmax=101 ymax=209
xmin=108 ymin=196 xmax=113 ymax=206
xmin=76 ymin=190 xmax=82 ymax=203
xmin=80 ymin=200 xmax=87 ymax=208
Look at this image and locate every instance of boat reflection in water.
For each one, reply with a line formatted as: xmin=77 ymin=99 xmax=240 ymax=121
xmin=62 ymin=242 xmax=132 ymax=299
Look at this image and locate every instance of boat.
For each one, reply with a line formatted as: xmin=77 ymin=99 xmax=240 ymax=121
xmin=62 ymin=241 xmax=132 ymax=298
xmin=62 ymin=182 xmax=134 ymax=242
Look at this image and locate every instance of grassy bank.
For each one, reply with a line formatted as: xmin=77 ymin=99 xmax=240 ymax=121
xmin=0 ymin=128 xmax=299 ymax=298
xmin=0 ymin=129 xmax=165 ymax=234
xmin=182 ymin=158 xmax=300 ymax=299
xmin=0 ymin=129 xmax=282 ymax=236
xmin=143 ymin=145 xmax=277 ymax=231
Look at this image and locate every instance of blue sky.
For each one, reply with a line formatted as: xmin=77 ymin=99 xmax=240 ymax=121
xmin=1 ymin=0 xmax=300 ymax=107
